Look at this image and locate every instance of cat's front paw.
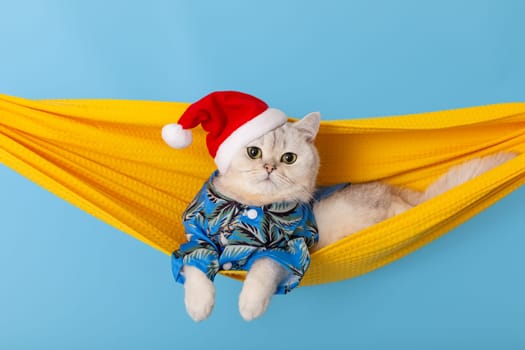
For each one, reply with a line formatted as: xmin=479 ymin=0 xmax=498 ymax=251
xmin=183 ymin=266 xmax=215 ymax=322
xmin=238 ymin=283 xmax=271 ymax=321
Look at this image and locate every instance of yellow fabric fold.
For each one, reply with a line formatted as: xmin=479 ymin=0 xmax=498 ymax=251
xmin=1 ymin=94 xmax=523 ymax=286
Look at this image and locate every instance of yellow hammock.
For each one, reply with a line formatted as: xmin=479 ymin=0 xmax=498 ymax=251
xmin=1 ymin=94 xmax=524 ymax=286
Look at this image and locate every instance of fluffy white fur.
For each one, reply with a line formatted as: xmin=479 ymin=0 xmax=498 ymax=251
xmin=313 ymin=152 xmax=516 ymax=250
xmin=181 ymin=111 xmax=516 ymax=322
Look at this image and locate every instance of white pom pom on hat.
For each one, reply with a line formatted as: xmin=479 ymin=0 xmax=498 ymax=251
xmin=161 ymin=91 xmax=288 ymax=173
xmin=161 ymin=123 xmax=192 ymax=148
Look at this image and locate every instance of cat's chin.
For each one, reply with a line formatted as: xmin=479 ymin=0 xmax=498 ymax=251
xmin=214 ymin=175 xmax=313 ymax=206
xmin=236 ymin=191 xmax=311 ymax=206
xmin=245 ymin=185 xmax=314 ymax=206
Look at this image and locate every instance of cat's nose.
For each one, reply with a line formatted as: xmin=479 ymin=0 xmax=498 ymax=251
xmin=264 ymin=164 xmax=276 ymax=174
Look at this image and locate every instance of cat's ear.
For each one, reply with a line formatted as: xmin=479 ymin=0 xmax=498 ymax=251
xmin=293 ymin=112 xmax=321 ymax=142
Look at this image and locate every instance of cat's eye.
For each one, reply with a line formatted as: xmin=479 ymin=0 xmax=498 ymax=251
xmin=280 ymin=152 xmax=297 ymax=164
xmin=247 ymin=146 xmax=262 ymax=159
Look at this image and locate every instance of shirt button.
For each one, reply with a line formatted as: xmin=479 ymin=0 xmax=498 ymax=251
xmin=222 ymin=262 xmax=233 ymax=270
xmin=246 ymin=209 xmax=258 ymax=219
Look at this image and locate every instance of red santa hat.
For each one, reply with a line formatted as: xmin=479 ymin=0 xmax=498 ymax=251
xmin=162 ymin=91 xmax=288 ymax=173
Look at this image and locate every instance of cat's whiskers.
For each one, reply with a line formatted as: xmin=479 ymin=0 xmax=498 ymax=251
xmin=269 ymin=172 xmax=292 ymax=186
xmin=239 ymin=168 xmax=260 ymax=174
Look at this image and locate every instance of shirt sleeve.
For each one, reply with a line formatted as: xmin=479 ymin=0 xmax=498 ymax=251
xmin=171 ymin=186 xmax=220 ymax=283
xmin=292 ymin=203 xmax=319 ymax=249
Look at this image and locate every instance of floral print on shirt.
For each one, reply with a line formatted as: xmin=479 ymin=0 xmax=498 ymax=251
xmin=171 ymin=171 xmax=319 ymax=294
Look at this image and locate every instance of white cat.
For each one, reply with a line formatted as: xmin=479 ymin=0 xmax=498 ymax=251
xmin=182 ymin=112 xmax=515 ymax=322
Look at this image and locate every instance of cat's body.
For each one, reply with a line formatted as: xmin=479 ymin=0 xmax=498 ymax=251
xmin=181 ymin=112 xmax=516 ymax=322
xmin=313 ymin=152 xmax=516 ymax=249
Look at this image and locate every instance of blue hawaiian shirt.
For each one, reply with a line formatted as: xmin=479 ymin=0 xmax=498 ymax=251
xmin=171 ymin=171 xmax=320 ymax=294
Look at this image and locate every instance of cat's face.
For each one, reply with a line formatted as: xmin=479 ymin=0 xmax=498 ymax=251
xmin=216 ymin=112 xmax=321 ymax=205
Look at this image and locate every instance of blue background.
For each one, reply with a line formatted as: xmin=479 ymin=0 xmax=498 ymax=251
xmin=1 ymin=1 xmax=524 ymax=348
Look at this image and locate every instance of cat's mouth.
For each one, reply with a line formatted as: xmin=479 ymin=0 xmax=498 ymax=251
xmin=262 ymin=174 xmax=273 ymax=182
xmin=252 ymin=171 xmax=282 ymax=189
xmin=260 ymin=173 xmax=277 ymax=185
